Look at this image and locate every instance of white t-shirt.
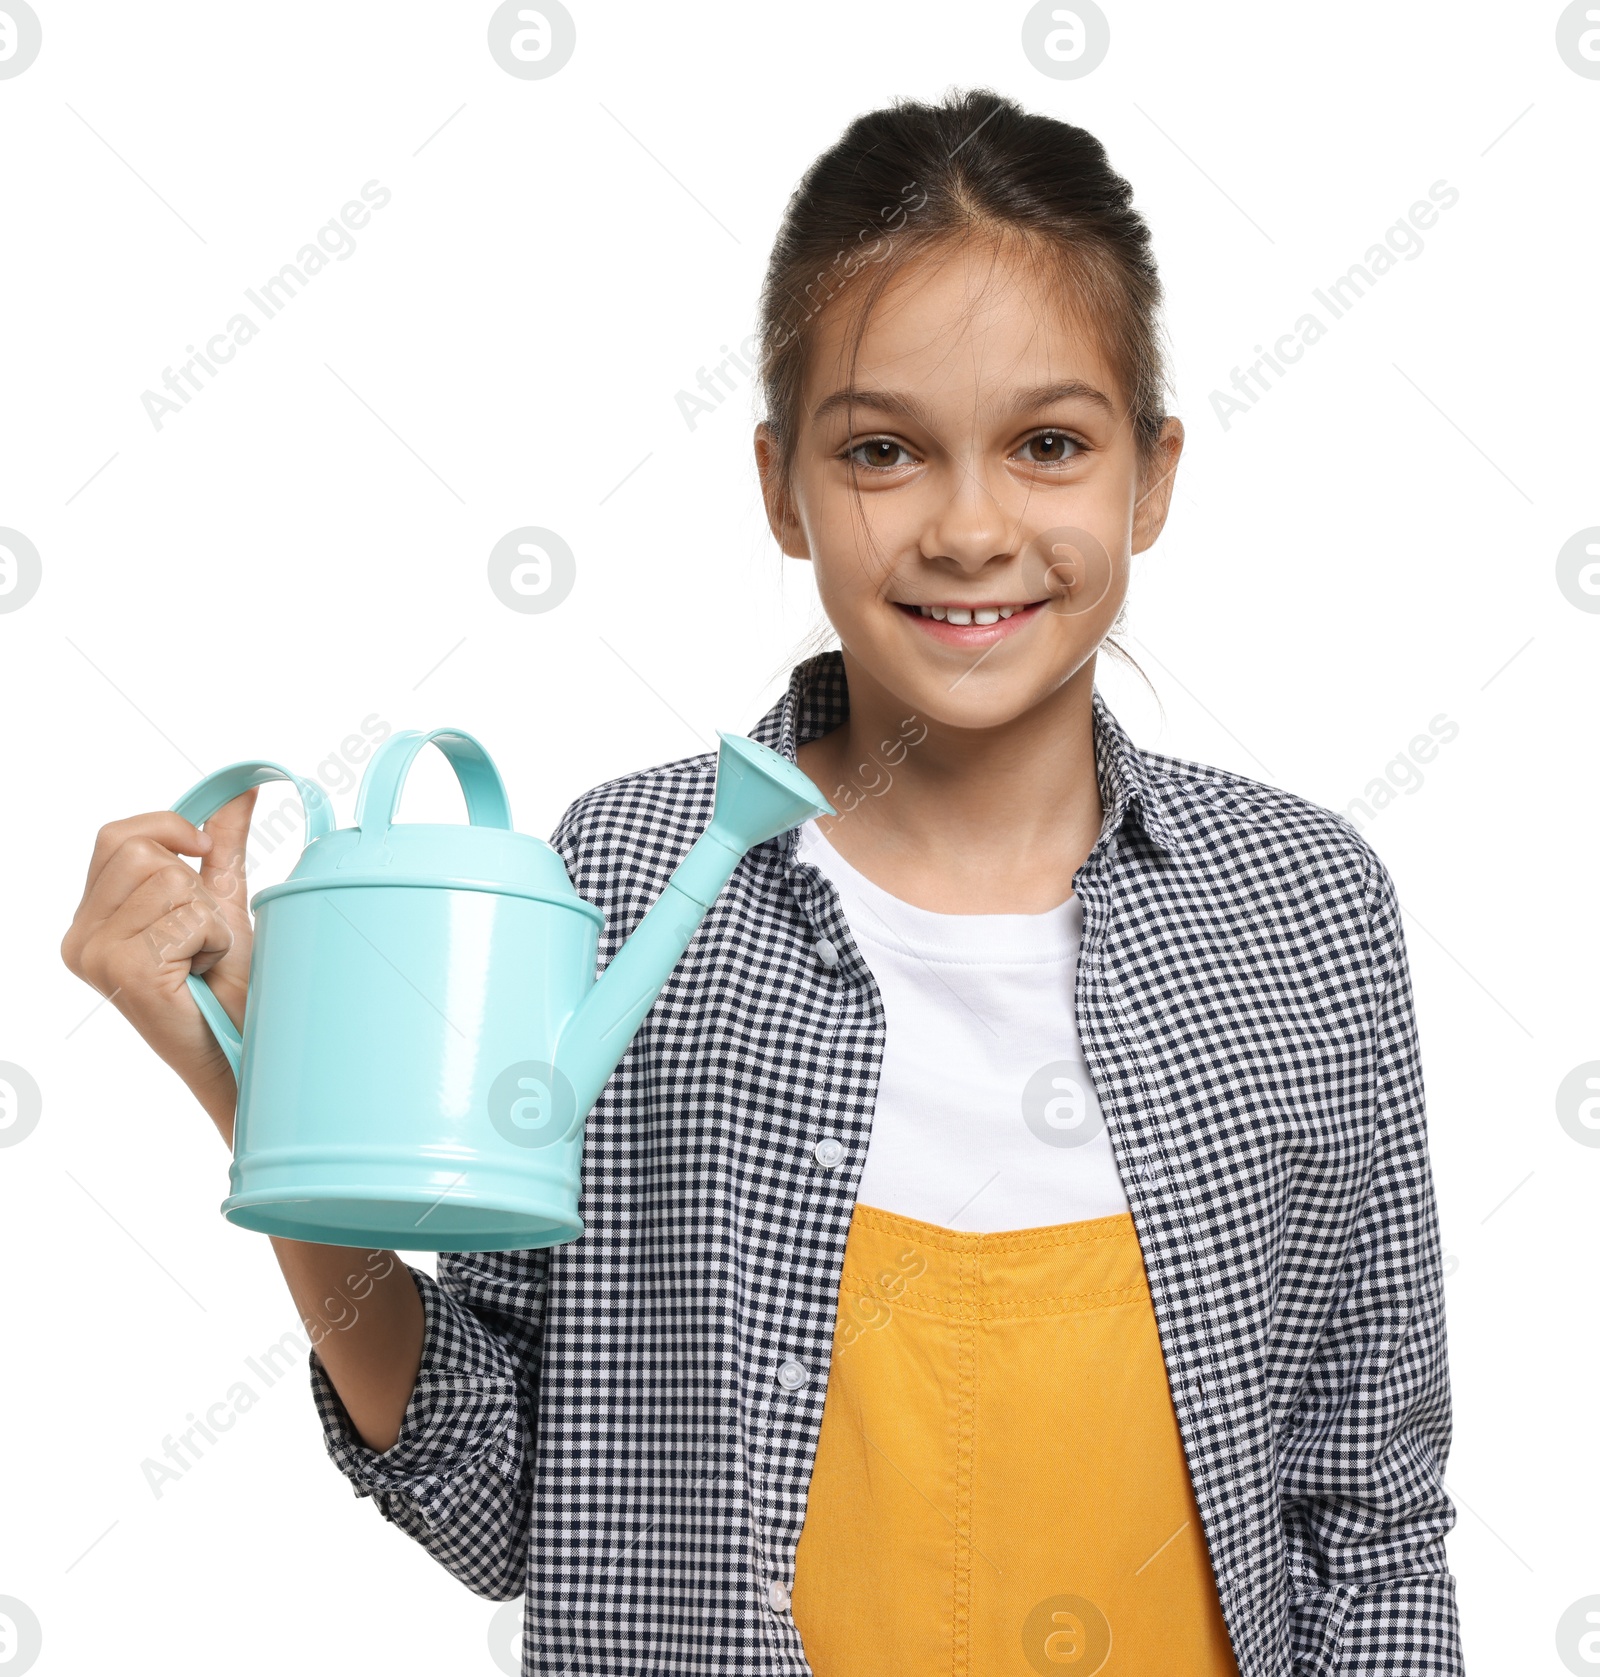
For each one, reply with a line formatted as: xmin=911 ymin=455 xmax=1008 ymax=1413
xmin=795 ymin=818 xmax=1130 ymax=1232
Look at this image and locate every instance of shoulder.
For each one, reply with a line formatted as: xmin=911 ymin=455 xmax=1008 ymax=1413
xmin=1138 ymin=742 xmax=1400 ymax=967
xmin=546 ymin=746 xmax=720 ymax=917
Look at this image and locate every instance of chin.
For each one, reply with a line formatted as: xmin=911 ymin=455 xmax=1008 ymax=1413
xmin=850 ymin=639 xmax=1076 ymax=733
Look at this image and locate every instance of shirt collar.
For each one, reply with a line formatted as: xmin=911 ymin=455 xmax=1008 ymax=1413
xmin=748 ymin=648 xmax=1184 ymax=860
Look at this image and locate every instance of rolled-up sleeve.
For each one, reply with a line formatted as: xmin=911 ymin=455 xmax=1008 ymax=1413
xmin=1281 ymin=849 xmax=1464 ymax=1674
xmin=308 ymin=1247 xmax=552 ymax=1601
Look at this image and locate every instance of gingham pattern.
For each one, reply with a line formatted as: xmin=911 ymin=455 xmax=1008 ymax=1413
xmin=308 ymin=649 xmax=1463 ymax=1675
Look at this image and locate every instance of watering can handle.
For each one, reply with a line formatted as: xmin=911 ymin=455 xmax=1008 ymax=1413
xmin=353 ymin=727 xmax=514 ymax=838
xmin=168 ymin=761 xmax=336 ymax=1080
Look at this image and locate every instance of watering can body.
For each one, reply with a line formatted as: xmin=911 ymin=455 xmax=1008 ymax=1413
xmin=171 ymin=727 xmax=832 ymax=1253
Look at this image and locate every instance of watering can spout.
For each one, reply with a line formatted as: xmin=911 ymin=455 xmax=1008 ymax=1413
xmin=553 ymin=732 xmax=834 ymax=1122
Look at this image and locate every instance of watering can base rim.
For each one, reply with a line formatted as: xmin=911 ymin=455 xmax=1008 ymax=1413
xmin=221 ymin=1186 xmax=583 ymax=1252
xmin=220 ymin=1214 xmax=583 ymax=1253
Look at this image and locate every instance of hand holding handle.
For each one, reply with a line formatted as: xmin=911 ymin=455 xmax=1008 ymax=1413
xmin=168 ymin=761 xmax=334 ymax=1078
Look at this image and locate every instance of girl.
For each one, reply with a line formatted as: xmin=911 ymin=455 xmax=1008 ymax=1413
xmin=62 ymin=88 xmax=1461 ymax=1676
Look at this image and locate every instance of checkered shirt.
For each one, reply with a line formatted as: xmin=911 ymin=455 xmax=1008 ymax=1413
xmin=308 ymin=648 xmax=1462 ymax=1675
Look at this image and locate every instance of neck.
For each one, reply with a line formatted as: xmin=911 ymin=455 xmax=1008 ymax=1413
xmin=794 ymin=649 xmax=1106 ymax=915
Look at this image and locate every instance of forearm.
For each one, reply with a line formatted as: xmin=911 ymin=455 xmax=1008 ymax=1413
xmin=190 ymin=1073 xmax=425 ymax=1454
xmin=183 ymin=1059 xmax=424 ymax=1455
xmin=306 ymin=1258 xmax=540 ymax=1600
xmin=272 ymin=1235 xmax=425 ymax=1453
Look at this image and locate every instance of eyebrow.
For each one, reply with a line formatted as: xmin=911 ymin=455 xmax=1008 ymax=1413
xmin=809 ymin=379 xmax=1116 ymax=428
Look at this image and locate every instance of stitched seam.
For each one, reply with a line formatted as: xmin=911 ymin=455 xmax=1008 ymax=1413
xmin=951 ymin=1245 xmax=976 ymax=1677
xmin=836 ymin=1277 xmax=1148 ymax=1320
xmin=412 ymin=1374 xmax=517 ymax=1395
xmin=853 ymin=1204 xmax=1137 ymax=1252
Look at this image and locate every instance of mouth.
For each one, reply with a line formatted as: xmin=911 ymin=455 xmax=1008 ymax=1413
xmin=890 ymin=597 xmax=1050 ymax=646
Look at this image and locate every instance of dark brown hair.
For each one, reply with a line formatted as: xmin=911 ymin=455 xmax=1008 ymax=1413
xmin=758 ymin=86 xmax=1172 ymax=687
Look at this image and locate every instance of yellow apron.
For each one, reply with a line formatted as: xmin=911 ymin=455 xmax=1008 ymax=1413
xmin=791 ymin=1203 xmax=1240 ymax=1677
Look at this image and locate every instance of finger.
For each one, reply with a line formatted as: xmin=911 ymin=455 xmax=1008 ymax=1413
xmin=196 ymin=787 xmax=260 ymax=907
xmin=74 ymin=833 xmax=210 ymax=934
xmin=96 ymin=861 xmax=229 ymax=962
xmin=76 ymin=862 xmax=231 ymax=997
xmin=138 ymin=896 xmax=234 ymax=982
xmin=82 ymin=810 xmax=215 ymax=901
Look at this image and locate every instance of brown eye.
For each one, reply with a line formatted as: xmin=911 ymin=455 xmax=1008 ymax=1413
xmin=1021 ymin=430 xmax=1082 ymax=464
xmin=845 ymin=438 xmax=913 ymax=470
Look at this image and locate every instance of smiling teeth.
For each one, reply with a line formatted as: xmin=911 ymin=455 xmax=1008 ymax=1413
xmin=918 ymin=605 xmax=1014 ymax=624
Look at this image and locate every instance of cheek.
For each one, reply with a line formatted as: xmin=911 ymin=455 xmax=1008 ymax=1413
xmin=825 ymin=520 xmax=914 ymax=604
xmin=1030 ymin=525 xmax=1125 ymax=624
xmin=802 ymin=474 xmax=914 ymax=567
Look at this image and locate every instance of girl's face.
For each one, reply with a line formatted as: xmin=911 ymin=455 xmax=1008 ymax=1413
xmin=757 ymin=238 xmax=1183 ymax=731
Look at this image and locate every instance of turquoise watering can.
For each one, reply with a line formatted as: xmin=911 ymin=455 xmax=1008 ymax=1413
xmin=170 ymin=727 xmax=833 ymax=1253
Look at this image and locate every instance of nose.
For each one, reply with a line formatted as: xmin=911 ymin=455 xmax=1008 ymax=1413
xmin=921 ymin=456 xmax=1019 ymax=573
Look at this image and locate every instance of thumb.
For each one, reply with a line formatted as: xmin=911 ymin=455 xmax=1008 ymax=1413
xmin=197 ymin=786 xmax=259 ymax=909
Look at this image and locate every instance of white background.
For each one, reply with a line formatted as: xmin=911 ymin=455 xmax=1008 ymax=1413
xmin=2 ymin=1 xmax=1596 ymax=1672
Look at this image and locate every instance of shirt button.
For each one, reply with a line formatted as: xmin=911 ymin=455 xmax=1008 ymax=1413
xmin=767 ymin=1580 xmax=791 ymax=1611
xmin=814 ymin=937 xmax=839 ymax=968
xmin=813 ymin=1137 xmax=844 ymax=1167
xmin=777 ymin=1359 xmax=809 ymax=1391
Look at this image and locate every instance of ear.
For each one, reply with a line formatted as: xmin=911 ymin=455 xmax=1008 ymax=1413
xmin=1131 ymin=416 xmax=1185 ymax=555
xmin=754 ymin=423 xmax=812 ymax=561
